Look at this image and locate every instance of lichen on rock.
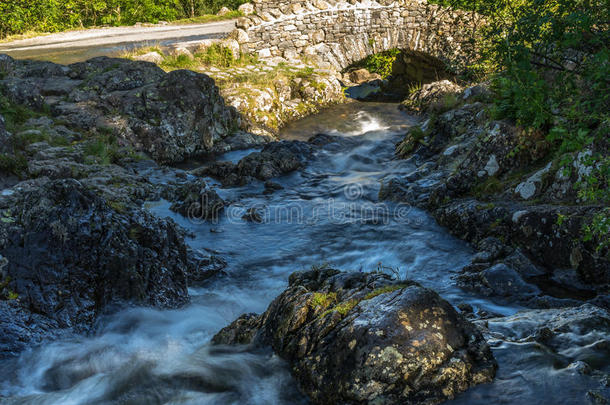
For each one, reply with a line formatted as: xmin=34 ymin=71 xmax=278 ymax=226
xmin=213 ymin=268 xmax=496 ymax=404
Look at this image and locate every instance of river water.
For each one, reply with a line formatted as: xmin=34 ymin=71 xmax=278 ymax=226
xmin=0 ymin=102 xmax=605 ymax=404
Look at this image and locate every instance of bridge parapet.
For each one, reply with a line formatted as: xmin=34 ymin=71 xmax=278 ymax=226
xmin=232 ymin=0 xmax=483 ymax=71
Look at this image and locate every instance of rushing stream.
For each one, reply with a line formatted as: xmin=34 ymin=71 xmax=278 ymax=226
xmin=0 ymin=102 xmax=604 ymax=404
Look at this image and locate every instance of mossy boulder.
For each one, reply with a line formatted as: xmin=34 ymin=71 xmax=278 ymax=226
xmin=213 ymin=268 xmax=496 ymax=404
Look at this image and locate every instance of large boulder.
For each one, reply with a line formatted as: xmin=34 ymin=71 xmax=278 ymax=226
xmin=0 ymin=178 xmax=192 ymax=358
xmin=213 ymin=268 xmax=496 ymax=404
xmin=400 ymin=80 xmax=463 ymax=113
xmin=0 ymin=56 xmax=242 ymax=164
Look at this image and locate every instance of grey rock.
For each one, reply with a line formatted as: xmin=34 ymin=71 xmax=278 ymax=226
xmin=0 ymin=178 xmax=192 ymax=358
xmin=214 ymin=268 xmax=496 ymax=404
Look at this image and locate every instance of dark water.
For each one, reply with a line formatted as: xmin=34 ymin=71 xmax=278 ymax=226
xmin=0 ymin=102 xmax=606 ymax=404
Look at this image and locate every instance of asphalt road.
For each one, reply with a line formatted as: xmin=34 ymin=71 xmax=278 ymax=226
xmin=0 ymin=20 xmax=236 ymax=64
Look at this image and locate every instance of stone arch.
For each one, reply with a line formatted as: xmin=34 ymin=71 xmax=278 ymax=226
xmin=232 ymin=0 xmax=483 ymax=72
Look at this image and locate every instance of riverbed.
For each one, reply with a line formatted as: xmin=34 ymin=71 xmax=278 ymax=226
xmin=0 ymin=102 xmax=606 ymax=404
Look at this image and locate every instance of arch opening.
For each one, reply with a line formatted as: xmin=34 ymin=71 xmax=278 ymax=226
xmin=342 ymin=48 xmax=456 ymax=101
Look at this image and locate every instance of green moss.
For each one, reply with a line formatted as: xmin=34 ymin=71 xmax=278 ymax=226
xmin=320 ymin=299 xmax=358 ymax=318
xmin=333 ymin=299 xmax=358 ymax=315
xmin=108 ymin=200 xmax=127 ymax=214
xmin=310 ymin=292 xmax=337 ymax=309
xmin=0 ymin=277 xmax=18 ymax=300
xmin=318 ymin=283 xmax=411 ymax=319
xmin=364 ymin=284 xmax=409 ymax=300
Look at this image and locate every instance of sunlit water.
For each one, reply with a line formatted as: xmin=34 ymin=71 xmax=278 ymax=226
xmin=0 ymin=102 xmax=605 ymax=404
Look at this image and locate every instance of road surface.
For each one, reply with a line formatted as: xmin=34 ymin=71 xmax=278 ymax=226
xmin=0 ymin=20 xmax=236 ymax=64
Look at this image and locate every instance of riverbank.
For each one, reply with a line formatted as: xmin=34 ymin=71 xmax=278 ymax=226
xmin=385 ymin=80 xmax=609 ymax=308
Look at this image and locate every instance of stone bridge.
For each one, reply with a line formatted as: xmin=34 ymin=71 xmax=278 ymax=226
xmin=232 ymin=0 xmax=483 ymax=72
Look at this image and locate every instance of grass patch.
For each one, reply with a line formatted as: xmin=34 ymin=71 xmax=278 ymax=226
xmin=0 ymin=96 xmax=41 ymax=132
xmin=0 ymin=153 xmax=28 ymax=177
xmin=160 ymin=54 xmax=199 ymax=70
xmin=170 ymin=11 xmax=243 ymax=25
xmin=396 ymin=126 xmax=426 ymax=158
xmin=471 ymin=176 xmax=503 ymax=198
xmin=83 ymin=135 xmax=120 ymax=165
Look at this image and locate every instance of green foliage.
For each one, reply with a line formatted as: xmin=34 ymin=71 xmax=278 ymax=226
xmin=0 ymin=0 xmax=249 ymax=39
xmin=583 ymin=209 xmax=610 ymax=257
xmin=434 ymin=0 xmax=608 ymax=253
xmin=177 ymin=0 xmax=247 ymax=17
xmin=353 ymin=49 xmax=401 ymax=78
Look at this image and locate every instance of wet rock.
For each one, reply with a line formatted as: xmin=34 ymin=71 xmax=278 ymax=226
xmin=201 ymin=140 xmax=312 ymax=186
xmin=503 ymin=249 xmax=546 ymax=278
xmin=187 ymin=252 xmax=228 ymax=283
xmin=587 ymin=390 xmax=609 ymax=404
xmin=0 ymin=178 xmax=192 ymax=358
xmin=459 ymin=263 xmax=541 ymax=298
xmin=165 ymin=180 xmax=225 ymax=221
xmin=567 ymin=360 xmax=593 ymax=375
xmin=242 ymin=207 xmax=264 ymax=223
xmin=237 ymin=141 xmax=309 ymax=180
xmin=472 ymin=237 xmax=511 ymax=263
xmin=263 ymin=180 xmax=284 ymax=194
xmin=213 ymin=268 xmax=496 ymax=404
xmin=436 ymin=200 xmax=609 ymax=293
xmin=487 ymin=304 xmax=610 ymax=374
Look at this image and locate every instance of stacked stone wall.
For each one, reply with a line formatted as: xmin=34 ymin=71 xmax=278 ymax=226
xmin=233 ymin=0 xmax=482 ymax=71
